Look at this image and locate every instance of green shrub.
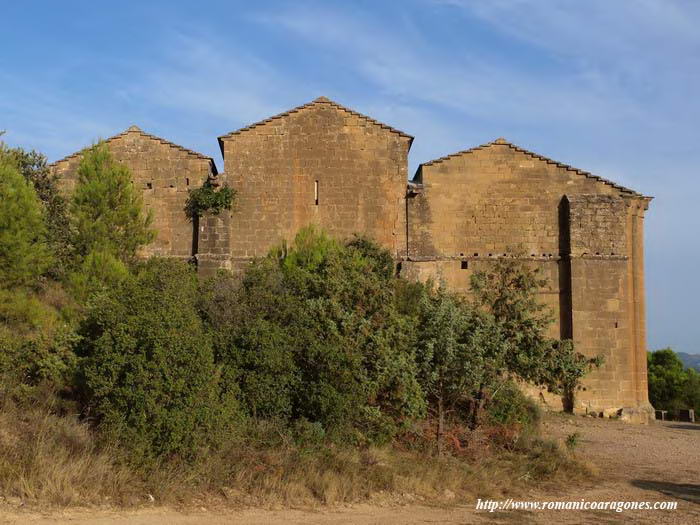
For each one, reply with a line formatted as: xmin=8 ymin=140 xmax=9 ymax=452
xmin=0 ymin=143 xmax=72 ymax=275
xmin=565 ymin=432 xmax=581 ymax=451
xmin=0 ymin=287 xmax=79 ymax=401
xmin=470 ymin=252 xmax=601 ymax=411
xmin=78 ymin=258 xmax=238 ymax=464
xmin=184 ymin=179 xmax=235 ymax=219
xmin=414 ymin=286 xmax=509 ymax=449
xmin=68 ymin=249 xmax=131 ymax=302
xmin=648 ymin=348 xmax=700 ymax=417
xmin=201 ymin=227 xmax=425 ymax=445
xmin=486 ymin=380 xmax=540 ymax=432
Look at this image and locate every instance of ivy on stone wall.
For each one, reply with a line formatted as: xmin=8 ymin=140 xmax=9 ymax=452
xmin=185 ymin=180 xmax=235 ymax=219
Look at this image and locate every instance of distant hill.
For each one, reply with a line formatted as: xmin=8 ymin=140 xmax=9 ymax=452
xmin=677 ymin=352 xmax=700 ymax=372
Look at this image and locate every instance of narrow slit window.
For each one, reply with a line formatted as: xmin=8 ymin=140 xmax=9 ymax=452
xmin=185 ymin=177 xmax=190 ymax=186
xmin=314 ymin=180 xmax=319 ymax=205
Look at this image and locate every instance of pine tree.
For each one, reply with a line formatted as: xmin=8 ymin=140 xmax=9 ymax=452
xmin=1 ymin=144 xmax=72 ymax=274
xmin=0 ymin=158 xmax=53 ymax=288
xmin=70 ymin=143 xmax=154 ymax=262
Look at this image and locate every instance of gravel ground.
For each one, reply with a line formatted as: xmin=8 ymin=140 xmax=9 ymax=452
xmin=1 ymin=414 xmax=698 ymax=524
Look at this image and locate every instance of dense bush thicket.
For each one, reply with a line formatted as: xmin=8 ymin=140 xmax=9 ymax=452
xmin=0 ymin=138 xmax=600 ymax=469
xmin=201 ymin=229 xmax=425 ymax=445
xmin=78 ymin=258 xmax=239 ymax=463
xmin=648 ymin=348 xmax=700 ymax=418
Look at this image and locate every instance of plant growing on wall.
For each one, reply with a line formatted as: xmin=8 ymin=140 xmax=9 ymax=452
xmin=185 ymin=180 xmax=235 ymax=219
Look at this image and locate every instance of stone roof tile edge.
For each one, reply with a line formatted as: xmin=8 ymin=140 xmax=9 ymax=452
xmin=420 ymin=139 xmax=650 ymax=199
xmin=49 ymin=127 xmax=218 ymax=174
xmin=217 ymin=96 xmax=414 ymax=143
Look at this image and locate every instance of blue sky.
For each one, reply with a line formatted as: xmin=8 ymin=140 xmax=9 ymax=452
xmin=2 ymin=0 xmax=699 ymax=353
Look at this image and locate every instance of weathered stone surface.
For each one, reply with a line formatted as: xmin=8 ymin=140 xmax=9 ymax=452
xmin=618 ymin=407 xmax=655 ymax=424
xmin=406 ymin=138 xmax=652 ymax=416
xmin=215 ymin=97 xmax=412 ymax=269
xmin=50 ymin=126 xmax=216 ymax=259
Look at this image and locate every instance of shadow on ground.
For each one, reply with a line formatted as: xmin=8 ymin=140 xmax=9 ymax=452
xmin=631 ymin=480 xmax=700 ymax=504
xmin=665 ymin=424 xmax=700 ymax=431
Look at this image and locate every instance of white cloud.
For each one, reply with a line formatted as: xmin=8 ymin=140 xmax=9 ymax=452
xmin=254 ymin=5 xmax=647 ymax=127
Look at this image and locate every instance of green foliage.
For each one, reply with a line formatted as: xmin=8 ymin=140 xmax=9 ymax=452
xmin=414 ymin=287 xmax=508 ymax=438
xmin=78 ymin=258 xmax=237 ymax=463
xmin=201 ymin=227 xmax=425 ymax=445
xmin=0 ymin=143 xmax=79 ymax=401
xmin=68 ymin=249 xmax=131 ymax=302
xmin=486 ymin=380 xmax=541 ymax=431
xmin=184 ymin=180 xmax=235 ymax=219
xmin=0 ymin=287 xmax=79 ymax=400
xmin=470 ymin=255 xmax=554 ymax=386
xmin=70 ymin=142 xmax=155 ymax=262
xmin=648 ymin=348 xmax=700 ymax=416
xmin=565 ymin=432 xmax=581 ymax=451
xmin=543 ymin=340 xmax=603 ymax=412
xmin=470 ymin=254 xmax=600 ymax=411
xmin=0 ymin=159 xmax=53 ymax=288
xmin=0 ymin=143 xmax=71 ymax=274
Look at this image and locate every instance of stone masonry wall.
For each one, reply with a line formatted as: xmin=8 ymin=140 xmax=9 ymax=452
xmin=405 ymin=139 xmax=652 ymax=415
xmin=50 ymin=127 xmax=215 ymax=259
xmin=218 ymin=98 xmax=411 ymax=272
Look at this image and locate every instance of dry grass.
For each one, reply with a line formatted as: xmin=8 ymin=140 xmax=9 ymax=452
xmin=0 ymin=399 xmax=592 ymax=509
xmin=0 ymin=397 xmax=141 ymax=506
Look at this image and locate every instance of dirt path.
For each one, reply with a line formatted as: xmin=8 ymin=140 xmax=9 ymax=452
xmin=1 ymin=416 xmax=698 ymax=524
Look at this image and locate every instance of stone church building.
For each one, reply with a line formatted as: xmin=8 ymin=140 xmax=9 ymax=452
xmin=50 ymin=96 xmax=653 ymax=418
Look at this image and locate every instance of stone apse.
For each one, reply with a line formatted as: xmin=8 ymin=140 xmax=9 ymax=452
xmin=51 ymin=96 xmax=653 ymax=417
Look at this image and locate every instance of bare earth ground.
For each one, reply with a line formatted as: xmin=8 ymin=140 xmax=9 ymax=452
xmin=1 ymin=415 xmax=698 ymax=525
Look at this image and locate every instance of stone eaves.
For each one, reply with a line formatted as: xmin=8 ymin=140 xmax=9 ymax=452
xmin=417 ymin=137 xmax=650 ymax=199
xmin=49 ymin=125 xmax=218 ymax=174
xmin=217 ymin=96 xmax=414 ymax=155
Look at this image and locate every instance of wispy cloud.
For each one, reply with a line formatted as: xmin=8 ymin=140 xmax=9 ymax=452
xmin=254 ymin=5 xmax=645 ymax=127
xmin=435 ymin=0 xmax=700 ymax=126
xmin=0 ymin=72 xmax=118 ymax=159
xmin=133 ymin=33 xmax=304 ymax=127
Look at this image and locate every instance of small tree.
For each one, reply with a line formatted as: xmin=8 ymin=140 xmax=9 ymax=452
xmin=471 ymin=254 xmax=600 ymax=412
xmin=544 ymin=340 xmax=603 ymax=413
xmin=0 ymin=143 xmax=71 ymax=273
xmin=70 ymin=142 xmax=154 ymax=262
xmin=415 ymin=287 xmax=508 ymax=452
xmin=470 ymin=255 xmax=553 ymax=385
xmin=647 ymin=348 xmax=700 ymax=416
xmin=0 ymin=159 xmax=53 ymax=288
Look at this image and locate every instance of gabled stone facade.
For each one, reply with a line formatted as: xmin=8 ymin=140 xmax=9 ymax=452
xmin=404 ymin=138 xmax=652 ymax=417
xmin=50 ymin=125 xmax=217 ymax=259
xmin=50 ymin=97 xmax=653 ymax=418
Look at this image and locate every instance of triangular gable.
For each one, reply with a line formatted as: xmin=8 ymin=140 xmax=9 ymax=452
xmin=217 ymin=96 xmax=414 ymax=155
xmin=417 ymin=138 xmax=648 ymax=198
xmin=50 ymin=125 xmax=218 ymax=174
